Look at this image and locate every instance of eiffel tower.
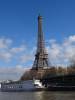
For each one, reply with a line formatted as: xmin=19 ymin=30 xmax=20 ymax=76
xmin=32 ymin=15 xmax=49 ymax=70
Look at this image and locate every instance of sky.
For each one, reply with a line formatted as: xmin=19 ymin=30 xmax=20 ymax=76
xmin=0 ymin=0 xmax=75 ymax=80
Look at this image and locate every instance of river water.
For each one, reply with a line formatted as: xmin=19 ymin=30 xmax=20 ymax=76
xmin=0 ymin=91 xmax=75 ymax=100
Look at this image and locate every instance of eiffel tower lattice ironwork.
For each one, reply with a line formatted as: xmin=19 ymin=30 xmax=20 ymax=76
xmin=32 ymin=15 xmax=49 ymax=70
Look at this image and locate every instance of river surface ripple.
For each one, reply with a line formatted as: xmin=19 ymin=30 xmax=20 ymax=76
xmin=0 ymin=91 xmax=75 ymax=100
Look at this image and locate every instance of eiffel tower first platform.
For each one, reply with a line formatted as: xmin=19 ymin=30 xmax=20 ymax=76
xmin=32 ymin=15 xmax=49 ymax=70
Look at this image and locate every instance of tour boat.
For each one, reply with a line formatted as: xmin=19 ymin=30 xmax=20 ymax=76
xmin=1 ymin=79 xmax=45 ymax=91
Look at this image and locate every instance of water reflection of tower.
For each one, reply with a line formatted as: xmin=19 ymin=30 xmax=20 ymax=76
xmin=32 ymin=15 xmax=49 ymax=70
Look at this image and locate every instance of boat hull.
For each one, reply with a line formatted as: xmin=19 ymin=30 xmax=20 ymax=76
xmin=1 ymin=80 xmax=45 ymax=92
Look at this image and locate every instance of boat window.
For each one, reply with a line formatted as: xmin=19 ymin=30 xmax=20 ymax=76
xmin=19 ymin=86 xmax=22 ymax=88
xmin=34 ymin=84 xmax=39 ymax=86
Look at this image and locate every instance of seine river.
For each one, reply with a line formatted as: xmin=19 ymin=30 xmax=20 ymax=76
xmin=0 ymin=91 xmax=75 ymax=100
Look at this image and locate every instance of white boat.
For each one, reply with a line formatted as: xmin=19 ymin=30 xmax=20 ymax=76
xmin=0 ymin=83 xmax=1 ymax=91
xmin=1 ymin=79 xmax=45 ymax=91
xmin=0 ymin=83 xmax=1 ymax=89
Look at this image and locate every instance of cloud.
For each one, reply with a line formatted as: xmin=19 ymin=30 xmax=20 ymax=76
xmin=49 ymin=39 xmax=56 ymax=44
xmin=0 ymin=37 xmax=27 ymax=62
xmin=0 ymin=37 xmax=12 ymax=49
xmin=20 ymin=54 xmax=34 ymax=63
xmin=0 ymin=51 xmax=12 ymax=62
xmin=19 ymin=47 xmax=36 ymax=63
xmin=0 ymin=65 xmax=30 ymax=81
xmin=0 ymin=35 xmax=75 ymax=80
xmin=0 ymin=37 xmax=13 ymax=62
xmin=68 ymin=35 xmax=75 ymax=43
xmin=0 ymin=35 xmax=75 ymax=66
xmin=10 ymin=45 xmax=26 ymax=54
xmin=0 ymin=37 xmax=35 ymax=64
xmin=0 ymin=37 xmax=32 ymax=80
xmin=47 ymin=35 xmax=75 ymax=66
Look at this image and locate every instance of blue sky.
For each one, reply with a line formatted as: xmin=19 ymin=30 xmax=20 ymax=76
xmin=0 ymin=0 xmax=75 ymax=80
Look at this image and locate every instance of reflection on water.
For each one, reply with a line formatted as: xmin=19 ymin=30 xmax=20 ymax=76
xmin=0 ymin=91 xmax=75 ymax=100
xmin=34 ymin=91 xmax=75 ymax=100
